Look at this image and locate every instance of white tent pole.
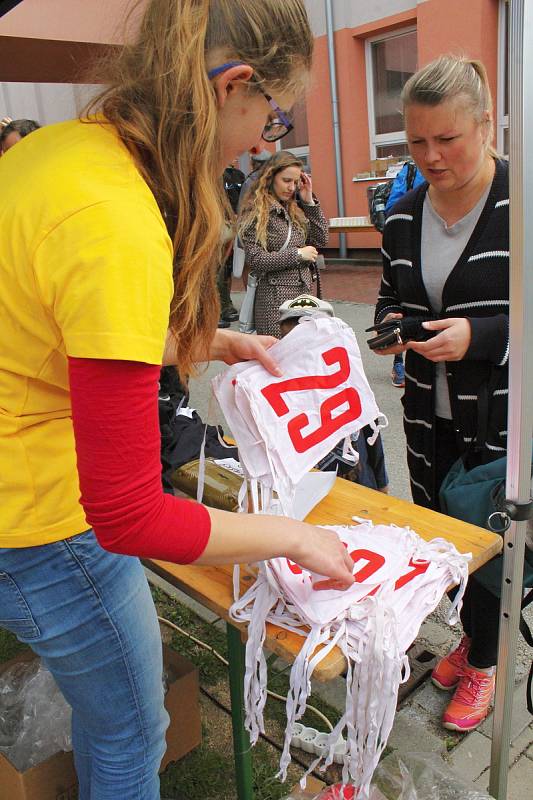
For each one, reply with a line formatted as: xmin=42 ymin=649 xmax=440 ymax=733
xmin=489 ymin=1 xmax=533 ymax=797
xmin=325 ymin=0 xmax=347 ymax=259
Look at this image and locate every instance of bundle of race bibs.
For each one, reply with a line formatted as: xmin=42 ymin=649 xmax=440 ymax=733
xmin=230 ymin=520 xmax=470 ymax=798
xmin=212 ymin=315 xmax=386 ymax=517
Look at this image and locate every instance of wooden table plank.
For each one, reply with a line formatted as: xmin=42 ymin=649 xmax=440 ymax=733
xmin=328 ymin=225 xmax=376 ymax=234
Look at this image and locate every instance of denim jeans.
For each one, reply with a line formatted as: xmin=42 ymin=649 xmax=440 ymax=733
xmin=0 ymin=530 xmax=169 ymax=800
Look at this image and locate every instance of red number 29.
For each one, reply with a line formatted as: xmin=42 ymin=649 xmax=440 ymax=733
xmin=261 ymin=347 xmax=361 ymax=452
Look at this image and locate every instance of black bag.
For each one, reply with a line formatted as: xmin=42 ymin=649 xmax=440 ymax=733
xmin=365 ymin=316 xmax=436 ymax=350
xmin=158 ymin=367 xmax=238 ymax=493
xmin=439 ymin=368 xmax=533 ymax=712
xmin=369 ymin=181 xmax=392 ymax=233
xmin=370 ymin=161 xmax=419 ymax=233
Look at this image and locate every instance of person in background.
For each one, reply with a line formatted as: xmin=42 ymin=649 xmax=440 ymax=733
xmin=217 ymin=160 xmax=246 ymax=327
xmin=0 ymin=2 xmax=355 ymax=798
xmin=384 ymin=160 xmax=426 ymax=389
xmin=279 ymin=294 xmax=389 ymax=493
xmin=373 ymin=55 xmax=509 ymax=733
xmin=236 ymin=148 xmax=273 ymax=294
xmin=0 ymin=118 xmax=40 ymax=154
xmin=239 ymin=150 xmax=328 ymax=337
xmin=237 ymin=148 xmax=272 ymax=212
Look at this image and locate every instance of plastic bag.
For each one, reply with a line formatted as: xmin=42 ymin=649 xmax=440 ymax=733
xmin=370 ymin=752 xmax=493 ymax=799
xmin=0 ymin=658 xmax=72 ymax=771
xmin=279 ymin=752 xmax=493 ymax=800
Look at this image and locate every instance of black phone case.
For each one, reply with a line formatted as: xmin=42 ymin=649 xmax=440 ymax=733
xmin=365 ymin=317 xmax=436 ymax=350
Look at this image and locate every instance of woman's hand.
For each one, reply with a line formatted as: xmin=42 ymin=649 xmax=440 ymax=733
xmin=209 ymin=328 xmax=282 ymax=375
xmin=408 ymin=318 xmax=471 ymax=362
xmin=289 ymin=523 xmax=355 ymax=590
xmin=298 ymin=172 xmax=314 ymax=205
xmin=297 ymin=245 xmax=318 ymax=262
xmin=202 ymin=510 xmax=355 ymax=590
xmin=370 ymin=312 xmax=408 ymax=356
xmin=164 ymin=328 xmax=281 ymax=374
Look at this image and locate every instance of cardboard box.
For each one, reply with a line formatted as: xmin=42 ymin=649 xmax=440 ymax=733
xmin=161 ymin=643 xmax=202 ymax=770
xmin=0 ymin=650 xmax=78 ymax=800
xmin=0 ymin=645 xmax=201 ymax=799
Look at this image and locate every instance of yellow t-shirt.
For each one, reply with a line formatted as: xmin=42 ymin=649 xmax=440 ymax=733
xmin=0 ymin=119 xmax=174 ymax=547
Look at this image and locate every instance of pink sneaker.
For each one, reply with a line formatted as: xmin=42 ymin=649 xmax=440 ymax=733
xmin=431 ymin=635 xmax=471 ymax=690
xmin=442 ymin=664 xmax=495 ymax=732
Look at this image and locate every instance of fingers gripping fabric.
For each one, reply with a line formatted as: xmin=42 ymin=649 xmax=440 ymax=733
xmin=230 ymin=521 xmax=470 ymax=797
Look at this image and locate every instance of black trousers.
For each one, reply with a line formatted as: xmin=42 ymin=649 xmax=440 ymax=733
xmin=435 ymin=418 xmax=500 ymax=668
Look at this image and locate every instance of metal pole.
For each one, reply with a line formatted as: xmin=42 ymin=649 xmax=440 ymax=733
xmin=489 ymin=1 xmax=533 ymax=797
xmin=325 ymin=0 xmax=347 ymax=259
xmin=227 ymin=623 xmax=254 ymax=800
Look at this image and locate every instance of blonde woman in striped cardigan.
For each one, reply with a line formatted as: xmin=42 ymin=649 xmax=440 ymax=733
xmin=374 ymin=55 xmax=509 ymax=735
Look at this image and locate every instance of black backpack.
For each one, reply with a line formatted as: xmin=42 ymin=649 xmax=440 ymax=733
xmin=370 ymin=161 xmax=418 ymax=233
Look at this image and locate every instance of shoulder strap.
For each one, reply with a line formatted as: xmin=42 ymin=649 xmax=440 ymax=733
xmin=406 ymin=161 xmax=417 ymax=190
xmin=280 ymin=217 xmax=293 ymax=252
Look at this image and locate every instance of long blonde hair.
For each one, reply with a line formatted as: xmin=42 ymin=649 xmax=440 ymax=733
xmin=239 ymin=150 xmax=308 ymax=249
xmin=86 ymin=0 xmax=312 ymax=378
xmin=401 ymin=55 xmax=497 ymax=157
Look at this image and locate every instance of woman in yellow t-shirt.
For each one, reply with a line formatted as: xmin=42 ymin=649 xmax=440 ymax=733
xmin=0 ymin=1 xmax=354 ymax=797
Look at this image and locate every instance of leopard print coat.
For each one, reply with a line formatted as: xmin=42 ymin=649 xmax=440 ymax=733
xmin=241 ymin=199 xmax=328 ymax=337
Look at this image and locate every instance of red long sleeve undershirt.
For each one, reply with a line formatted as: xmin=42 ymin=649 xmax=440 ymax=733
xmin=68 ymin=357 xmax=211 ymax=562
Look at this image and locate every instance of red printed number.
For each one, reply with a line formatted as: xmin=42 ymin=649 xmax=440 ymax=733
xmin=261 ymin=347 xmax=361 ymax=453
xmin=308 ymin=550 xmax=430 ymax=593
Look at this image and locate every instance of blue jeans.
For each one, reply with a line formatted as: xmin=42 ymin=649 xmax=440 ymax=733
xmin=0 ymin=530 xmax=169 ymax=799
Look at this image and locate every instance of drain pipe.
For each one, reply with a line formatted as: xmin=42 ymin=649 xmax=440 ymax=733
xmin=325 ymin=0 xmax=347 ymax=259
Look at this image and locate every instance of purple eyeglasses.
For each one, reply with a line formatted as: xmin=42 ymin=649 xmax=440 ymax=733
xmin=207 ymin=61 xmax=293 ymax=142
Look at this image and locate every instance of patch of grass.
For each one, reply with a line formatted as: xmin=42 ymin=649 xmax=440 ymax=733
xmin=0 ymin=627 xmax=28 ymax=665
xmin=152 ymin=586 xmax=230 ymax=687
xmin=445 ymin=734 xmax=460 ymax=752
xmin=160 ymin=727 xmax=297 ymax=800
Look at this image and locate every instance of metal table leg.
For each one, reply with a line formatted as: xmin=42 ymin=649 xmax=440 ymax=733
xmin=226 ymin=622 xmax=254 ymax=800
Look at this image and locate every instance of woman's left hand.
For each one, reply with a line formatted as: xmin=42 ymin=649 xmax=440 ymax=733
xmin=210 ymin=329 xmax=282 ymax=375
xmin=408 ymin=318 xmax=471 ymax=362
xmin=298 ymin=172 xmax=314 ymax=205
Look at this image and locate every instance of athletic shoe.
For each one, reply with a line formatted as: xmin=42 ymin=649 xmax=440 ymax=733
xmin=217 ymin=317 xmax=230 ymax=329
xmin=431 ymin=634 xmax=471 ymax=690
xmin=391 ymin=360 xmax=405 ymax=388
xmin=442 ymin=664 xmax=495 ymax=732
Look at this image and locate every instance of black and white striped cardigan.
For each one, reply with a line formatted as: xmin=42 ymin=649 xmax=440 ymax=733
xmin=375 ymin=158 xmax=509 ymax=509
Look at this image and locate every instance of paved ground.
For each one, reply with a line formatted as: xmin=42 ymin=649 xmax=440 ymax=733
xmin=181 ymin=263 xmax=533 ymax=797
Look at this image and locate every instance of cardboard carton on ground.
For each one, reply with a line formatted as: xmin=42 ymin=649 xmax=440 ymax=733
xmin=0 ymin=650 xmax=78 ymax=800
xmin=161 ymin=643 xmax=202 ymax=770
xmin=0 ymin=644 xmax=201 ymax=799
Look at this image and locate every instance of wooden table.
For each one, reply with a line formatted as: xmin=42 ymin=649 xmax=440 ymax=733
xmin=328 ymin=224 xmax=376 ymax=234
xmin=145 ymin=479 xmax=502 ymax=799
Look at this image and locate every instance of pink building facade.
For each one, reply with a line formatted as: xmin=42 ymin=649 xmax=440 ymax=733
xmin=300 ymin=0 xmax=508 ymax=253
xmin=1 ymin=0 xmax=509 ymax=255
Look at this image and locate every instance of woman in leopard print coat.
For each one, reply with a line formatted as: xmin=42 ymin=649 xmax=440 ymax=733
xmin=239 ymin=150 xmax=328 ymax=337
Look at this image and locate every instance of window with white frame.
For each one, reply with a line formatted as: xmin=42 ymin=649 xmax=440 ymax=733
xmin=497 ymin=0 xmax=509 ymax=155
xmin=365 ymin=27 xmax=418 ymax=159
